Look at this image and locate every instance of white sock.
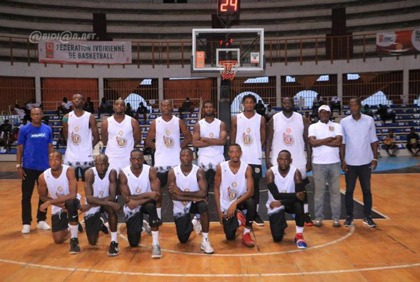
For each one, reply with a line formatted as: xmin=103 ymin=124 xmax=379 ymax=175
xmin=69 ymin=224 xmax=78 ymax=239
xmin=243 ymin=228 xmax=251 ymax=234
xmin=157 ymin=208 xmax=162 ymax=219
xmin=111 ymin=231 xmax=118 ymax=243
xmin=152 ymin=231 xmax=159 ymax=245
xmin=304 ymin=203 xmax=309 ymax=213
xmin=202 ymin=232 xmax=209 ymax=242
xmin=296 ymin=226 xmax=304 ymax=234
xmin=256 ymin=204 xmax=260 ymax=213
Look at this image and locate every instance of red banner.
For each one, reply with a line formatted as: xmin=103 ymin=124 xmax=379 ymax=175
xmin=376 ymin=29 xmax=420 ymax=55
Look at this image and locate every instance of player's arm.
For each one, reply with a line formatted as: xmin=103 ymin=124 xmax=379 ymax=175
xmin=179 ymin=119 xmax=192 ymax=149
xmin=303 ymin=115 xmax=312 ymax=172
xmin=199 ymin=121 xmax=228 ymax=146
xmin=260 ymin=115 xmax=266 ymax=147
xmin=89 ymin=113 xmax=100 ymax=147
xmin=131 ymin=117 xmax=142 ymax=147
xmin=265 ymin=118 xmax=274 ymax=168
xmin=294 ymin=169 xmax=305 ymax=201
xmin=230 ymin=116 xmax=237 ymax=144
xmin=101 ymin=118 xmax=109 ymax=146
xmin=62 ymin=113 xmax=70 ymax=141
xmin=145 ymin=120 xmax=156 ymax=150
xmin=213 ymin=164 xmax=224 ymax=222
xmin=192 ymin=123 xmax=207 ymax=148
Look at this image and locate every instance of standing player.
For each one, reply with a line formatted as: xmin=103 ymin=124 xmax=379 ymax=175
xmin=119 ymin=149 xmax=162 ymax=258
xmin=192 ymin=100 xmax=227 ymax=233
xmin=266 ymin=97 xmax=313 ymax=226
xmin=38 ymin=151 xmax=81 ymax=253
xmin=214 ymin=144 xmax=256 ymax=248
xmin=231 ymin=94 xmax=266 ymax=226
xmin=266 ymin=150 xmax=307 ymax=248
xmin=62 ymin=93 xmax=100 ymax=181
xmin=17 ymin=107 xmax=53 ymax=234
xmin=167 ymin=148 xmax=214 ymax=254
xmin=145 ymin=99 xmax=192 ymax=220
xmin=83 ymin=154 xmax=121 ymax=256
xmin=101 ymin=98 xmax=142 ymax=175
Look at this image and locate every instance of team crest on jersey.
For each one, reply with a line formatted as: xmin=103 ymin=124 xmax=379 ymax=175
xmin=329 ymin=125 xmax=335 ymax=132
xmin=209 ymin=132 xmax=214 ymax=138
xmin=182 ymin=188 xmax=190 ymax=206
xmin=116 ymin=136 xmax=127 ymax=147
xmin=98 ymin=190 xmax=104 ymax=198
xmin=55 ymin=186 xmax=64 ymax=198
xmin=163 ymin=135 xmax=174 ymax=148
xmin=283 ymin=128 xmax=294 ymax=146
xmin=71 ymin=132 xmax=81 ymax=145
xmin=165 ymin=129 xmax=171 ymax=136
xmin=135 ymin=187 xmax=142 ymax=194
xmin=242 ymin=130 xmax=253 ymax=145
xmin=228 ymin=186 xmax=238 ymax=200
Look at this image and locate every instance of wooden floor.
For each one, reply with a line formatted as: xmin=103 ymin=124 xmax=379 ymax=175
xmin=1 ymin=162 xmax=420 ymax=281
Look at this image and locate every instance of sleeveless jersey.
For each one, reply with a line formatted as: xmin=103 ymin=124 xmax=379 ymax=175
xmin=122 ymin=164 xmax=152 ymax=217
xmin=154 ymin=116 xmax=181 ymax=169
xmin=172 ymin=164 xmax=199 ymax=216
xmin=64 ymin=111 xmax=93 ymax=163
xmin=219 ymin=161 xmax=248 ymax=212
xmin=197 ymin=118 xmax=224 ymax=170
xmin=105 ymin=115 xmax=134 ymax=160
xmin=235 ymin=113 xmax=262 ymax=165
xmin=270 ymin=112 xmax=306 ymax=171
xmin=44 ymin=165 xmax=70 ymax=215
xmin=85 ymin=167 xmax=111 ymax=217
xmin=266 ymin=165 xmax=297 ymax=215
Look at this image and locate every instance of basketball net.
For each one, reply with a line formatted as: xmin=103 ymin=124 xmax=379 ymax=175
xmin=219 ymin=60 xmax=239 ymax=81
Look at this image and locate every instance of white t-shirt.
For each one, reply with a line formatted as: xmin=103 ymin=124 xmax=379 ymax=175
xmin=172 ymin=164 xmax=199 ymax=216
xmin=308 ymin=120 xmax=342 ymax=164
xmin=64 ymin=111 xmax=93 ymax=163
xmin=235 ymin=113 xmax=262 ymax=165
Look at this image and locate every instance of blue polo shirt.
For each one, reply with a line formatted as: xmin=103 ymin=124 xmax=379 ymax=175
xmin=17 ymin=123 xmax=53 ymax=171
xmin=340 ymin=114 xmax=378 ymax=166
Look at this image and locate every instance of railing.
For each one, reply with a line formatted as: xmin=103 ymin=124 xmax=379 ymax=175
xmin=0 ymin=32 xmax=385 ymax=67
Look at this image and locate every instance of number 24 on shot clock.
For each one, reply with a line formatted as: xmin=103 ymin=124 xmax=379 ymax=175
xmin=217 ymin=0 xmax=240 ymax=15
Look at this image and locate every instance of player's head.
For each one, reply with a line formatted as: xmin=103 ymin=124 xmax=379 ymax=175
xmin=242 ymin=94 xmax=257 ymax=112
xmin=277 ymin=150 xmax=292 ymax=171
xmin=94 ymin=154 xmax=109 ymax=175
xmin=203 ymin=100 xmax=215 ymax=117
xmin=281 ymin=97 xmax=294 ymax=113
xmin=160 ymin=99 xmax=173 ymax=114
xmin=113 ymin=97 xmax=126 ymax=114
xmin=180 ymin=147 xmax=194 ymax=166
xmin=228 ymin=143 xmax=242 ymax=162
xmin=130 ymin=149 xmax=144 ymax=169
xmin=49 ymin=150 xmax=63 ymax=171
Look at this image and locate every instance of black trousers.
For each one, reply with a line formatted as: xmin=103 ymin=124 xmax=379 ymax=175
xmin=21 ymin=168 xmax=47 ymax=225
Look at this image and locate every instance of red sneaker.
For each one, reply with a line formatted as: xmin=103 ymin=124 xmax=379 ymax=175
xmin=241 ymin=232 xmax=255 ymax=248
xmin=294 ymin=233 xmax=307 ymax=249
xmin=237 ymin=211 xmax=246 ymax=227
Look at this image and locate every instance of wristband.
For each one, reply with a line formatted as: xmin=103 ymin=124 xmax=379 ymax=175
xmin=372 ymin=159 xmax=377 ymax=161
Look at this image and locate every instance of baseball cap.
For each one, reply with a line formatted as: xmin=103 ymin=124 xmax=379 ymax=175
xmin=318 ymin=105 xmax=331 ymax=112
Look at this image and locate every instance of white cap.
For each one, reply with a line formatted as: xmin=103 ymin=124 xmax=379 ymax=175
xmin=318 ymin=105 xmax=331 ymax=112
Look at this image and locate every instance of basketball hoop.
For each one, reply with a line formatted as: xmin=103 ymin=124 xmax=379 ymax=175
xmin=219 ymin=60 xmax=239 ymax=80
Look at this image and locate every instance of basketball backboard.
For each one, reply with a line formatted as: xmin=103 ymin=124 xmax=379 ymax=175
xmin=192 ymin=28 xmax=265 ymax=74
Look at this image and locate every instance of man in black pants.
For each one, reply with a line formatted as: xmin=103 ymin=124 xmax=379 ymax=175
xmin=266 ymin=150 xmax=307 ymax=249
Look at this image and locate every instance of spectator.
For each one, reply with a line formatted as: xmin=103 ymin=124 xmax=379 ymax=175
xmin=361 ymin=104 xmax=374 ymax=117
xmin=255 ymin=100 xmax=266 ymax=116
xmin=377 ymin=104 xmax=396 ymax=123
xmin=265 ymin=104 xmax=276 ymax=121
xmin=12 ymin=104 xmax=26 ymax=119
xmin=135 ymin=102 xmax=148 ymax=121
xmin=383 ymin=130 xmax=398 ymax=157
xmin=0 ymin=119 xmax=12 ymax=148
xmin=83 ymin=97 xmax=95 ymax=113
xmin=125 ymin=102 xmax=134 ymax=117
xmin=406 ymin=127 xmax=420 ymax=156
xmin=329 ymin=96 xmax=341 ymax=115
xmin=298 ymin=97 xmax=305 ymax=111
xmin=179 ymin=97 xmax=194 ymax=119
xmin=57 ymin=97 xmax=73 ymax=117
xmin=98 ymin=97 xmax=112 ymax=118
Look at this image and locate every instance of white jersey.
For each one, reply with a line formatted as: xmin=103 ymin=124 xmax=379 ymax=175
xmin=122 ymin=165 xmax=152 ymax=218
xmin=154 ymin=116 xmax=181 ymax=169
xmin=44 ymin=165 xmax=70 ymax=215
xmin=85 ymin=167 xmax=111 ymax=217
xmin=172 ymin=164 xmax=200 ymax=216
xmin=235 ymin=113 xmax=262 ymax=165
xmin=197 ymin=118 xmax=224 ymax=170
xmin=105 ymin=115 xmax=134 ymax=173
xmin=64 ymin=111 xmax=93 ymax=163
xmin=266 ymin=165 xmax=297 ymax=215
xmin=218 ymin=161 xmax=249 ymax=213
xmin=270 ymin=111 xmax=307 ymax=177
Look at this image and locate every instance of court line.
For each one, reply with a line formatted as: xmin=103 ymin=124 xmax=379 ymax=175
xmin=0 ymin=257 xmax=419 ymax=277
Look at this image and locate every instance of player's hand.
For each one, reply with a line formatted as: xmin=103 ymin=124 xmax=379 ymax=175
xmin=226 ymin=202 xmax=237 ymax=218
xmin=270 ymin=200 xmax=281 ymax=209
xmin=296 ymin=191 xmax=305 ymax=201
xmin=40 ymin=201 xmax=49 ymax=212
xmin=218 ymin=211 xmax=224 ymax=225
xmin=341 ymin=161 xmax=348 ymax=173
xmin=371 ymin=159 xmax=378 ymax=170
xmin=127 ymin=199 xmax=138 ymax=210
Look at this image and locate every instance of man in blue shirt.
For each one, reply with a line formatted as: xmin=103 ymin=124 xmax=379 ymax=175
xmin=17 ymin=107 xmax=54 ymax=234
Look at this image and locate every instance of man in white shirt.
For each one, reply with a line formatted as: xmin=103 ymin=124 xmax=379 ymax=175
xmin=308 ymin=105 xmax=342 ymax=228
xmin=340 ymin=97 xmax=379 ymax=228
